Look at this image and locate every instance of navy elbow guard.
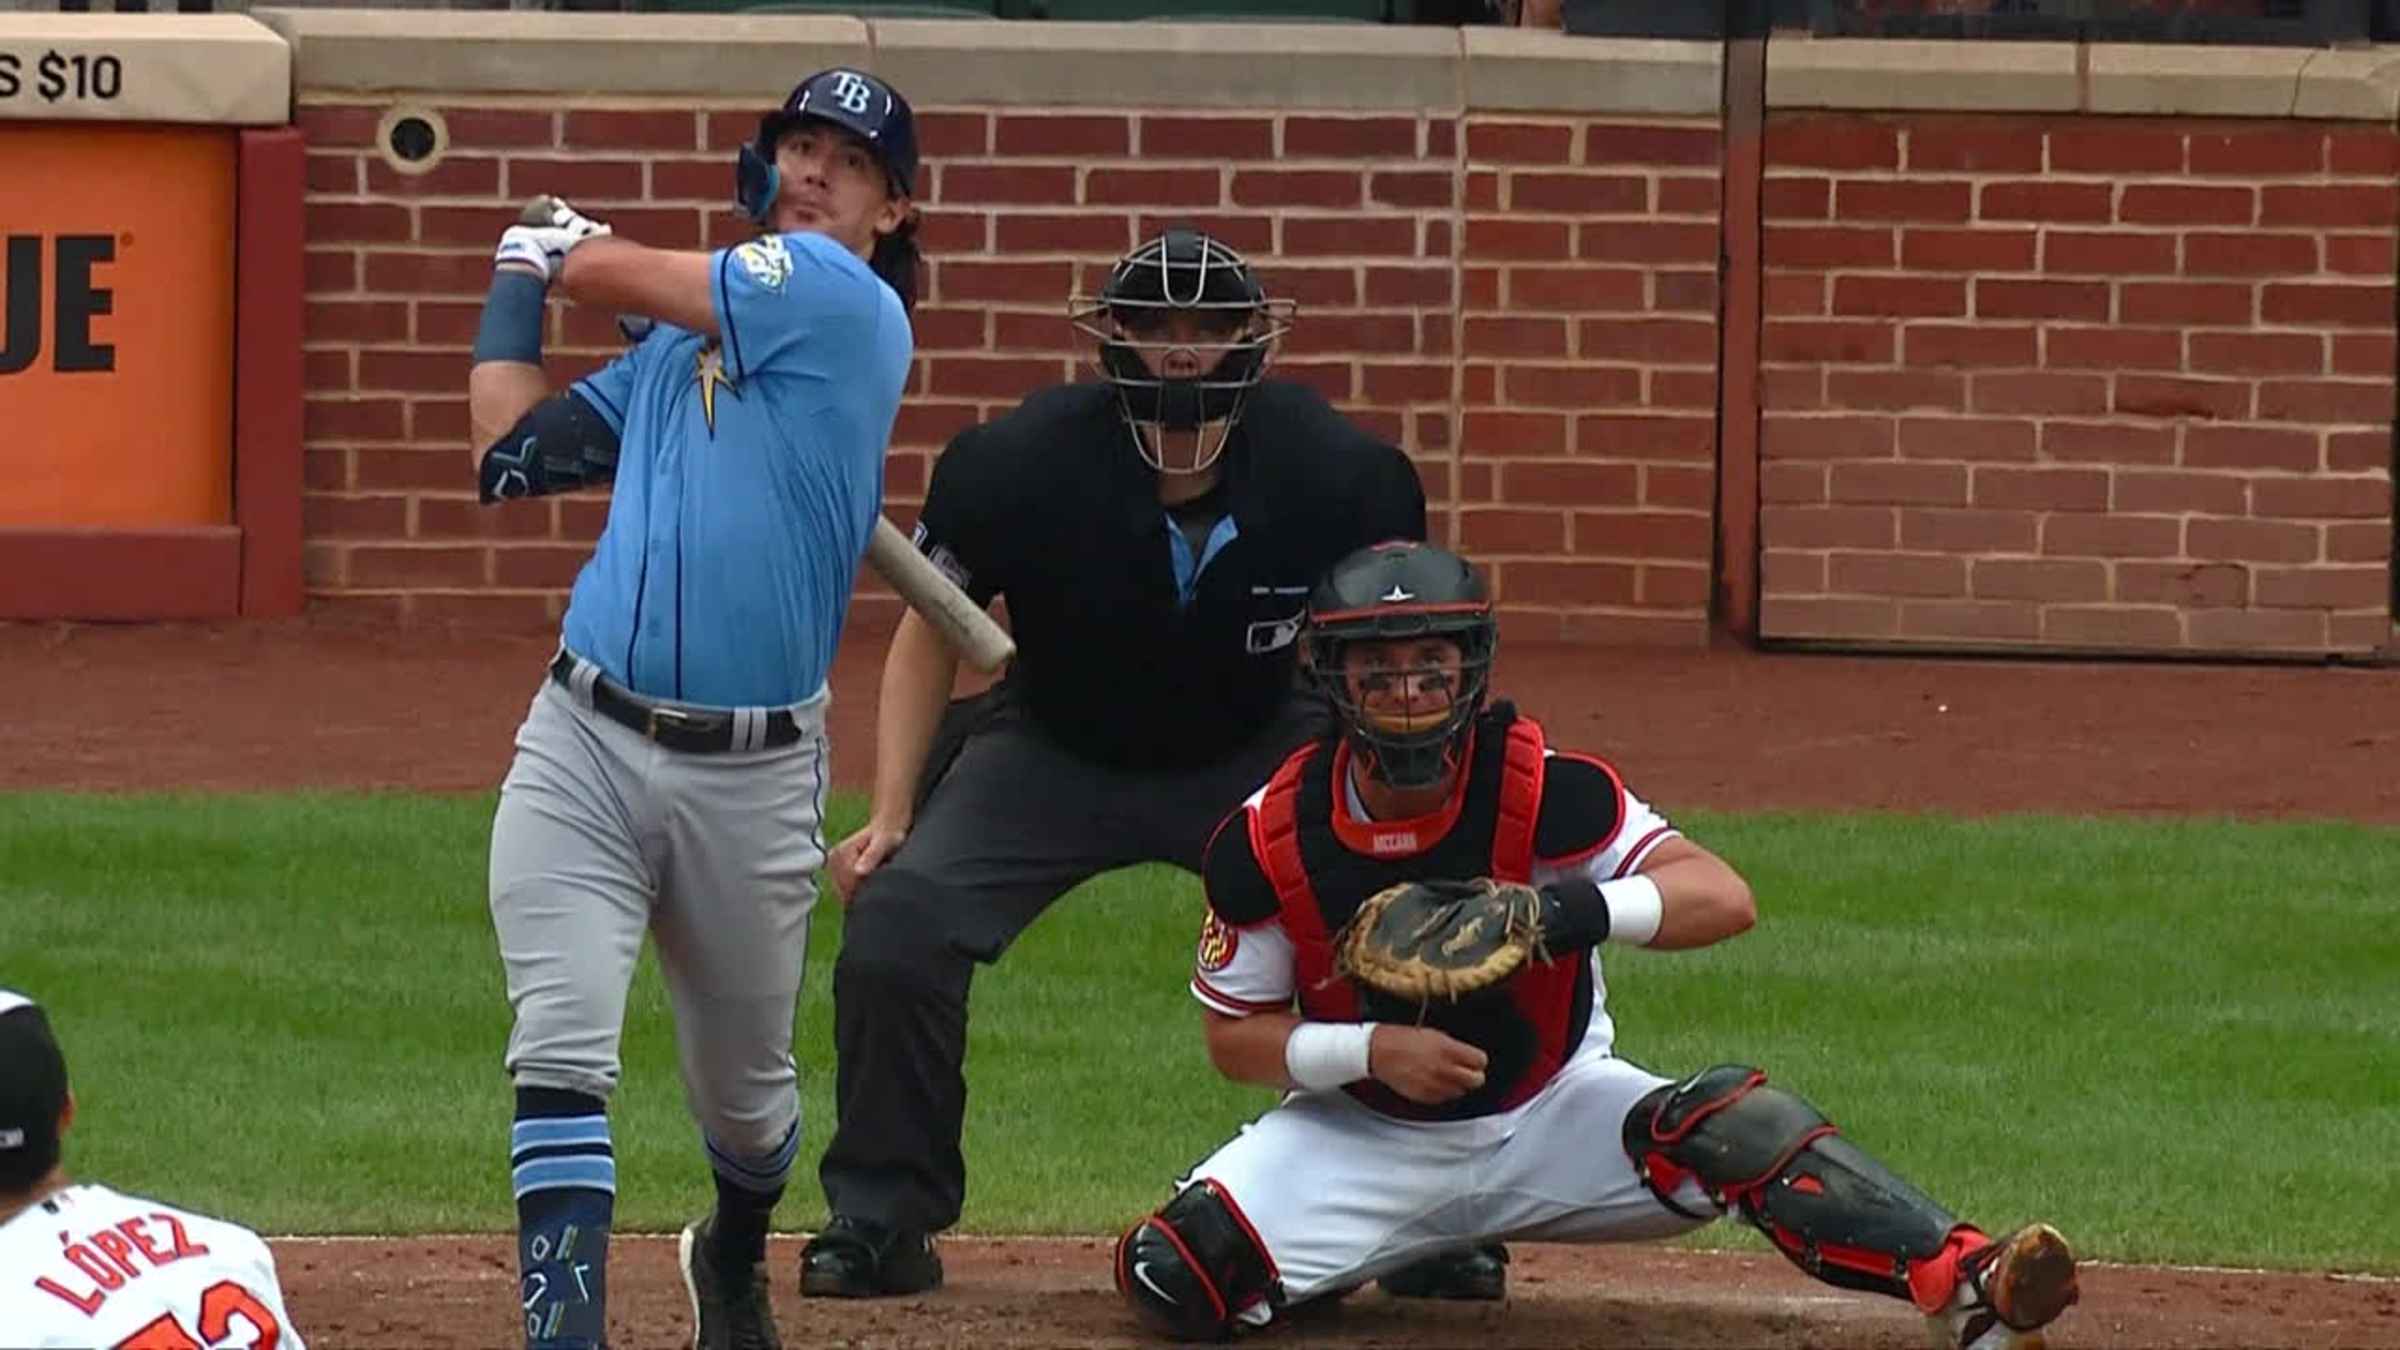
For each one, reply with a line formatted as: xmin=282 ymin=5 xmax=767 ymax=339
xmin=479 ymin=393 xmax=622 ymax=502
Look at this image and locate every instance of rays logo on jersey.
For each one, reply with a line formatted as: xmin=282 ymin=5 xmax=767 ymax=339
xmin=695 ymin=343 xmax=741 ymax=435
xmin=734 ymin=235 xmax=793 ymax=293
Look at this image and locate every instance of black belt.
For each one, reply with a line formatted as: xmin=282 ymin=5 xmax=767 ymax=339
xmin=549 ymin=651 xmax=807 ymax=755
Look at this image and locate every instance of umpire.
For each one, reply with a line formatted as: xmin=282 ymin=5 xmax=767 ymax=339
xmin=807 ymin=229 xmax=1500 ymax=1303
xmin=470 ymin=68 xmax=918 ymax=1350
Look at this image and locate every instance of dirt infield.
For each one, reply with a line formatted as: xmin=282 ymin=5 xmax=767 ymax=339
xmin=271 ymin=1235 xmax=2398 ymax=1349
xmin=8 ymin=614 xmax=2400 ymax=820
xmin=9 ymin=613 xmax=2399 ymax=1348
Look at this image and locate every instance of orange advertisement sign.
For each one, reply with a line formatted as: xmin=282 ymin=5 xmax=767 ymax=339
xmin=0 ymin=124 xmax=233 ymax=526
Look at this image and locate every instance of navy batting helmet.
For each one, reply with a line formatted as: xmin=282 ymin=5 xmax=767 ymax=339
xmin=736 ymin=68 xmax=919 ymax=224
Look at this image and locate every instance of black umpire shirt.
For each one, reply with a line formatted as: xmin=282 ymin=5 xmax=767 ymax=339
xmin=913 ymin=380 xmax=1426 ymax=771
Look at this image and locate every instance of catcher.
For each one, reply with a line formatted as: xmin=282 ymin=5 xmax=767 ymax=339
xmin=1113 ymin=540 xmax=2082 ymax=1350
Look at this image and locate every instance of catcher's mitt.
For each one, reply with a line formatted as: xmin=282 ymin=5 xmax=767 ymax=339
xmin=1335 ymin=878 xmax=1545 ymax=1003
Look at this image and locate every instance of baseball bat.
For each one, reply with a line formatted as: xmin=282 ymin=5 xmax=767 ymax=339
xmin=866 ymin=516 xmax=1016 ymax=673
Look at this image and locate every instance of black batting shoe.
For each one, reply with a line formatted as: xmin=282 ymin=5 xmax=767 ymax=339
xmin=1377 ymin=1242 xmax=1509 ymax=1301
xmin=798 ymin=1215 xmax=944 ymax=1298
xmin=679 ymin=1217 xmax=782 ymax=1350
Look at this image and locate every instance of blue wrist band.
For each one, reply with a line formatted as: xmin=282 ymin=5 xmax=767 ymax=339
xmin=472 ymin=268 xmax=548 ymax=364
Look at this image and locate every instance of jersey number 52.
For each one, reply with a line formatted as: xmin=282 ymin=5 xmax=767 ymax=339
xmin=114 ymin=1281 xmax=283 ymax=1349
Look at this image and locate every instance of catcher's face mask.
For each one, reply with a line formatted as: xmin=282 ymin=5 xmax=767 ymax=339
xmin=1343 ymin=638 xmax=1466 ymax=734
xmin=1070 ymin=228 xmax=1294 ymax=476
xmin=1320 ymin=633 xmax=1493 ymax=791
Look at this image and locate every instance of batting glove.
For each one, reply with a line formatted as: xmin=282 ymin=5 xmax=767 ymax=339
xmin=494 ymin=196 xmax=612 ymax=284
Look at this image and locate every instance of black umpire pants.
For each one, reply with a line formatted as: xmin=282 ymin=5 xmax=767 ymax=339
xmin=819 ymin=686 xmax=1332 ymax=1234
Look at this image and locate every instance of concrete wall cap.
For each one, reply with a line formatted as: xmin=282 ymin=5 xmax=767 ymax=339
xmin=254 ymin=9 xmax=870 ymax=98
xmin=2089 ymin=42 xmax=2400 ymax=120
xmin=2292 ymin=48 xmax=2400 ymax=120
xmin=2086 ymin=43 xmax=2308 ymax=117
xmin=867 ymin=17 xmax=1456 ymax=110
xmin=1462 ymin=29 xmax=1719 ymax=116
xmin=1769 ymin=36 xmax=2080 ymax=112
xmin=0 ymin=14 xmax=288 ymax=125
xmin=1773 ymin=35 xmax=2400 ymax=121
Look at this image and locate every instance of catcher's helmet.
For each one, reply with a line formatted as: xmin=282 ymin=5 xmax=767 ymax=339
xmin=736 ymin=68 xmax=918 ymax=224
xmin=1304 ymin=541 xmax=1497 ymax=792
xmin=1069 ymin=229 xmax=1295 ymax=474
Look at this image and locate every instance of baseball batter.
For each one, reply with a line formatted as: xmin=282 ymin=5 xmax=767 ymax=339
xmin=0 ymin=991 xmax=308 ymax=1349
xmin=1114 ymin=542 xmax=2082 ymax=1350
xmin=467 ymin=67 xmax=919 ymax=1350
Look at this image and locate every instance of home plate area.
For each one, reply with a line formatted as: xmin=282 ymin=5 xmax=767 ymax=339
xmin=270 ymin=1234 xmax=2394 ymax=1349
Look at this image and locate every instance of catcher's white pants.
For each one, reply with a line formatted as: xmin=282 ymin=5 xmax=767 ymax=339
xmin=1187 ymin=1048 xmax=1717 ymax=1313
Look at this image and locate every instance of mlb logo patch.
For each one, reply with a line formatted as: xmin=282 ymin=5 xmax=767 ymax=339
xmin=1245 ymin=615 xmax=1302 ymax=654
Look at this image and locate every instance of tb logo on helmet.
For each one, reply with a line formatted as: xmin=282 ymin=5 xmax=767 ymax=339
xmin=826 ymin=71 xmax=876 ymax=115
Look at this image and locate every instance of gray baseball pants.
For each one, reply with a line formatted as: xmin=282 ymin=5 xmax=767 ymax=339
xmin=489 ymin=673 xmax=830 ymax=1159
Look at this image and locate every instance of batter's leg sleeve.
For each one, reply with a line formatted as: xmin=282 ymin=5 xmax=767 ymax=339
xmin=511 ymin=1086 xmax=615 ymax=1349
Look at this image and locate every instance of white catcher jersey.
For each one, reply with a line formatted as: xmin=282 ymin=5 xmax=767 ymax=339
xmin=0 ymin=1184 xmax=305 ymax=1349
xmin=1192 ymin=755 xmax=1683 ymax=1064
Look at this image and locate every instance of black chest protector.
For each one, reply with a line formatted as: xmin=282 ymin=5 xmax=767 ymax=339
xmin=1252 ymin=705 xmax=1593 ymax=1122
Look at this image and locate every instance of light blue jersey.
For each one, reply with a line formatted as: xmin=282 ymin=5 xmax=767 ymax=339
xmin=561 ymin=230 xmax=911 ymax=707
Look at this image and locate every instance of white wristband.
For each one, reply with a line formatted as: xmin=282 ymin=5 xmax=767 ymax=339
xmin=1284 ymin=1021 xmax=1375 ymax=1092
xmin=1599 ymin=873 xmax=1665 ymax=947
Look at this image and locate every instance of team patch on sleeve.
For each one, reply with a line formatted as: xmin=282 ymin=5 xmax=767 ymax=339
xmin=1196 ymin=913 xmax=1239 ymax=973
xmin=1191 ymin=916 xmax=1298 ymax=1016
xmin=734 ymin=235 xmax=794 ymax=292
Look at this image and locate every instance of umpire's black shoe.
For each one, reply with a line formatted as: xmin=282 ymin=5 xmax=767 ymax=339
xmin=798 ymin=1215 xmax=944 ymax=1298
xmin=1377 ymin=1243 xmax=1509 ymax=1301
xmin=680 ymin=1217 xmax=783 ymax=1350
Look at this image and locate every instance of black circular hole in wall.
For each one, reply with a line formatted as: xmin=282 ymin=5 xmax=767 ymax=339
xmin=373 ymin=106 xmax=449 ymax=178
xmin=388 ymin=115 xmax=438 ymax=164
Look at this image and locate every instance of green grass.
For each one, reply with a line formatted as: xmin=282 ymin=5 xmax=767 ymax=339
xmin=1 ymin=793 xmax=2394 ymax=1274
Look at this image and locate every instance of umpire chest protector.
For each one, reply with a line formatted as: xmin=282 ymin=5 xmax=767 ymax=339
xmin=1252 ymin=707 xmax=1597 ymax=1122
xmin=916 ymin=382 xmax=1422 ymax=770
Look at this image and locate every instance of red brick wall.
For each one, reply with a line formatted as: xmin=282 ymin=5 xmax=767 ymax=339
xmin=294 ymin=101 xmax=1722 ymax=642
xmin=1461 ymin=119 xmax=1722 ymax=645
xmin=1758 ymin=114 xmax=2397 ymax=653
